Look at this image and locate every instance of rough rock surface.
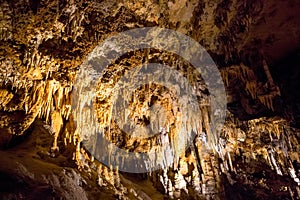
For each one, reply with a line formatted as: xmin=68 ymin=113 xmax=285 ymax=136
xmin=0 ymin=0 xmax=300 ymax=199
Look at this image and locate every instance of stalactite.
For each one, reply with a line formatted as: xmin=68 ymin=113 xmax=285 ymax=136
xmin=220 ymin=63 xmax=283 ymax=112
xmin=245 ymin=81 xmax=257 ymax=99
xmin=51 ymin=110 xmax=63 ymax=151
xmin=0 ymin=89 xmax=13 ymax=108
xmin=258 ymin=94 xmax=275 ymax=111
xmin=0 ymin=0 xmax=299 ymax=199
xmin=0 ymin=1 xmax=12 ymax=41
xmin=19 ymin=82 xmax=45 ymax=135
xmin=220 ymin=113 xmax=300 ymax=190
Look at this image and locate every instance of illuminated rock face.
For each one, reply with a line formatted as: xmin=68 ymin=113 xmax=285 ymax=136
xmin=0 ymin=0 xmax=300 ymax=199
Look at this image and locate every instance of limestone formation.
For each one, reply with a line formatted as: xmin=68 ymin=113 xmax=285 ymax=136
xmin=0 ymin=0 xmax=299 ymax=199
